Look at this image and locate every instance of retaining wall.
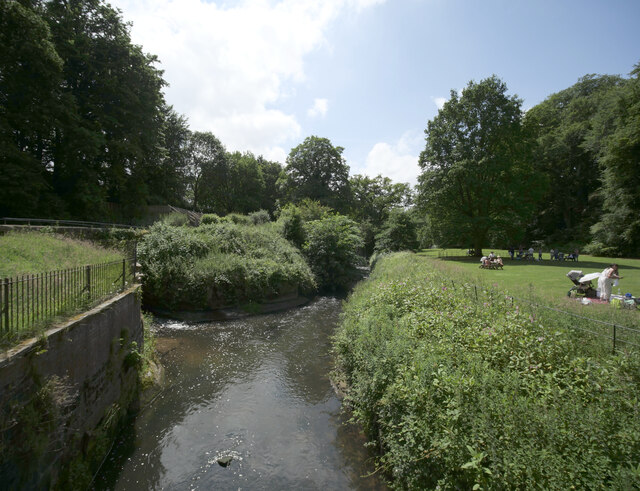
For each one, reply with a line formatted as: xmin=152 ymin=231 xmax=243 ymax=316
xmin=0 ymin=285 xmax=143 ymax=489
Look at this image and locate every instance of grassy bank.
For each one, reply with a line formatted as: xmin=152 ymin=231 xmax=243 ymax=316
xmin=334 ymin=252 xmax=640 ymax=489
xmin=0 ymin=231 xmax=123 ymax=278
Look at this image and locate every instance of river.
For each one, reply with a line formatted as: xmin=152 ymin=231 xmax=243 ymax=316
xmin=94 ymin=297 xmax=387 ymax=490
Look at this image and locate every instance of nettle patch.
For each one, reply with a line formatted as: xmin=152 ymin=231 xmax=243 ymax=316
xmin=334 ymin=252 xmax=640 ymax=490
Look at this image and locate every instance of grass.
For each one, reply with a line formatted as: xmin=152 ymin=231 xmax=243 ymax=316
xmin=417 ymin=248 xmax=640 ymax=303
xmin=0 ymin=231 xmax=123 ymax=278
xmin=334 ymin=253 xmax=640 ymax=489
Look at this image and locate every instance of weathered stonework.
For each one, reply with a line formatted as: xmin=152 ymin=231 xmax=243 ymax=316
xmin=0 ymin=286 xmax=142 ymax=489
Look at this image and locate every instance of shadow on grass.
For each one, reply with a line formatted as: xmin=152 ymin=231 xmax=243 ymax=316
xmin=441 ymin=257 xmax=640 ymax=272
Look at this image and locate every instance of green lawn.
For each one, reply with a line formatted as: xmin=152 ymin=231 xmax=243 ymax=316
xmin=417 ymin=248 xmax=640 ymax=300
xmin=0 ymin=231 xmax=123 ymax=278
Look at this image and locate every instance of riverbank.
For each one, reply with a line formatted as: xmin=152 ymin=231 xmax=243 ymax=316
xmin=334 ymin=252 xmax=640 ymax=489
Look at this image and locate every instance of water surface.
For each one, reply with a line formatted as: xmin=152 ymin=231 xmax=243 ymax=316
xmin=95 ymin=297 xmax=387 ymax=490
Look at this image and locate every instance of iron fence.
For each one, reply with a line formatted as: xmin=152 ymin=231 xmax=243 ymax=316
xmin=1 ymin=258 xmax=135 ymax=338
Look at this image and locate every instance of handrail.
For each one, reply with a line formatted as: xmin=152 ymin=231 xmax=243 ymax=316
xmin=1 ymin=217 xmax=143 ymax=229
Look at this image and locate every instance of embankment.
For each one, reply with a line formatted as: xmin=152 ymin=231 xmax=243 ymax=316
xmin=0 ymin=286 xmax=143 ymax=489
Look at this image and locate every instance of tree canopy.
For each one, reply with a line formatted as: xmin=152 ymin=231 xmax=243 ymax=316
xmin=281 ymin=136 xmax=351 ymax=213
xmin=418 ymin=76 xmax=543 ymax=255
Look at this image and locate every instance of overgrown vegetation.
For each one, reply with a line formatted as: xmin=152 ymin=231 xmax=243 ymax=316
xmin=0 ymin=231 xmax=123 ymax=278
xmin=334 ymin=253 xmax=640 ymax=489
xmin=139 ymin=222 xmax=316 ymax=310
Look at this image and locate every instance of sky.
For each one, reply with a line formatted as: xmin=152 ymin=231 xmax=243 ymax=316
xmin=109 ymin=0 xmax=640 ymax=185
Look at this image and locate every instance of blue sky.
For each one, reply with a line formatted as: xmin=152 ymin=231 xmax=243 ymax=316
xmin=110 ymin=0 xmax=640 ymax=184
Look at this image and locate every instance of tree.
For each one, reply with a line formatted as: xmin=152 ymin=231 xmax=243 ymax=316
xmin=281 ymin=136 xmax=351 ymax=213
xmin=588 ymin=64 xmax=640 ymax=256
xmin=349 ymin=174 xmax=413 ymax=255
xmin=186 ymin=131 xmax=229 ymax=213
xmin=524 ymin=74 xmax=625 ymax=242
xmin=417 ymin=76 xmax=542 ymax=255
xmin=227 ymin=151 xmax=266 ymax=213
xmin=375 ymin=208 xmax=419 ymax=253
xmin=0 ymin=0 xmax=64 ymax=216
xmin=302 ymin=215 xmax=363 ymax=290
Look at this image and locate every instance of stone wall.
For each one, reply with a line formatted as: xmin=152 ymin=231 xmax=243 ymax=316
xmin=0 ymin=286 xmax=143 ymax=489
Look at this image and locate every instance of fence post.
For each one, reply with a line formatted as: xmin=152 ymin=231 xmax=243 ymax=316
xmin=122 ymin=259 xmax=126 ymax=291
xmin=2 ymin=278 xmax=8 ymax=332
xmin=133 ymin=241 xmax=137 ymax=279
xmin=85 ymin=265 xmax=91 ymax=297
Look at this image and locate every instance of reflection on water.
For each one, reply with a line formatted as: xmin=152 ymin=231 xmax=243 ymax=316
xmin=95 ymin=297 xmax=387 ymax=490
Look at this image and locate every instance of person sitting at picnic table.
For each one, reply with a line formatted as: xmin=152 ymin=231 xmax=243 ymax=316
xmin=488 ymin=251 xmax=496 ymax=260
xmin=480 ymin=256 xmax=491 ymax=267
xmin=492 ymin=256 xmax=504 ymax=267
xmin=597 ymin=264 xmax=623 ymax=302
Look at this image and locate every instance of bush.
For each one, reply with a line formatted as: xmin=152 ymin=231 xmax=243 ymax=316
xmin=138 ymin=222 xmax=316 ymax=309
xmin=200 ymin=213 xmax=220 ymax=225
xmin=278 ymin=208 xmax=306 ymax=249
xmin=302 ymin=215 xmax=364 ymax=290
xmin=334 ymin=253 xmax=640 ymax=489
xmin=248 ymin=209 xmax=270 ymax=225
xmin=161 ymin=212 xmax=189 ymax=227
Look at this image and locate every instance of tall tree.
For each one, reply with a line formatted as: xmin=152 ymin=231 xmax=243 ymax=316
xmin=525 ymin=74 xmax=625 ymax=241
xmin=349 ymin=174 xmax=413 ymax=255
xmin=588 ymin=64 xmax=640 ymax=256
xmin=43 ymin=0 xmax=165 ymax=218
xmin=418 ymin=76 xmax=542 ymax=255
xmin=0 ymin=0 xmax=64 ymax=216
xmin=186 ymin=131 xmax=229 ymax=213
xmin=281 ymin=136 xmax=351 ymax=213
xmin=227 ymin=151 xmax=266 ymax=213
xmin=145 ymin=105 xmax=191 ymax=206
xmin=256 ymin=157 xmax=283 ymax=215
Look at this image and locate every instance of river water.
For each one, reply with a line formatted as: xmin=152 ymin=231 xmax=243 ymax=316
xmin=95 ymin=297 xmax=387 ymax=490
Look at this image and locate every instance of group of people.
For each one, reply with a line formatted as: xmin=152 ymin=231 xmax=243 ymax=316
xmin=480 ymin=252 xmax=504 ymax=267
xmin=507 ymin=246 xmax=541 ymax=260
xmin=597 ymin=264 xmax=623 ymax=302
xmin=550 ymin=248 xmax=580 ymax=261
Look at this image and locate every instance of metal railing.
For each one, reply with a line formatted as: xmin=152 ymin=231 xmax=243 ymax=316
xmin=0 ymin=258 xmax=135 ymax=338
xmin=1 ymin=217 xmax=143 ymax=229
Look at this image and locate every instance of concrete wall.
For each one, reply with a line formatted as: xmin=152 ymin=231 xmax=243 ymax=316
xmin=0 ymin=286 xmax=142 ymax=489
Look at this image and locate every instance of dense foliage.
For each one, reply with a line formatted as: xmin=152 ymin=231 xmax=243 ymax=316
xmin=418 ymin=76 xmax=543 ymax=255
xmin=301 ymin=215 xmax=364 ymax=290
xmin=334 ymin=253 xmax=640 ymax=489
xmin=374 ymin=208 xmax=419 ymax=253
xmin=280 ymin=136 xmax=351 ymax=213
xmin=138 ymin=222 xmax=315 ymax=310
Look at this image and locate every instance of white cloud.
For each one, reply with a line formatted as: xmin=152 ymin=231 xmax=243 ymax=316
xmin=109 ymin=0 xmax=384 ymax=162
xmin=432 ymin=96 xmax=447 ymax=110
xmin=307 ymin=98 xmax=328 ymax=118
xmin=356 ymin=131 xmax=424 ymax=185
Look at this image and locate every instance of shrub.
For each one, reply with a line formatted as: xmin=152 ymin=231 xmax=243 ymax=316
xmin=248 ymin=209 xmax=270 ymax=225
xmin=302 ymin=215 xmax=364 ymax=290
xmin=200 ymin=213 xmax=220 ymax=225
xmin=161 ymin=212 xmax=189 ymax=227
xmin=334 ymin=253 xmax=640 ymax=489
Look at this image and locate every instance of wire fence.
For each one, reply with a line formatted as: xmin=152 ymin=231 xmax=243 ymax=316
xmin=447 ymin=278 xmax=640 ymax=354
xmin=0 ymin=258 xmax=136 ymax=341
